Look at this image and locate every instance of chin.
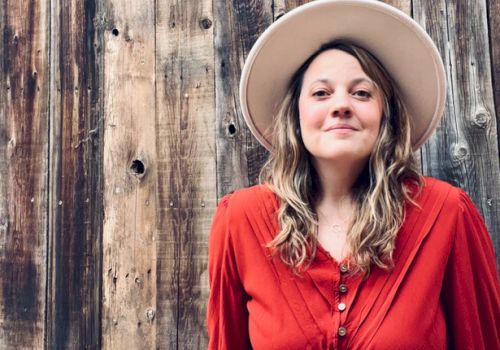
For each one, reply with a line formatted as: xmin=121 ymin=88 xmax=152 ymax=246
xmin=312 ymin=150 xmax=371 ymax=163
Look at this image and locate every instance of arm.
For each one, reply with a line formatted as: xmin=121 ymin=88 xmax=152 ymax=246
xmin=207 ymin=195 xmax=252 ymax=350
xmin=441 ymin=189 xmax=500 ymax=349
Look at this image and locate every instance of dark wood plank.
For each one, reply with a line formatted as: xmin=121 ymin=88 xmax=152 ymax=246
xmin=155 ymin=1 xmax=217 ymax=348
xmin=45 ymin=0 xmax=103 ymax=348
xmin=416 ymin=0 xmax=500 ymax=262
xmin=214 ymin=0 xmax=272 ymax=199
xmin=0 ymin=0 xmax=49 ymax=347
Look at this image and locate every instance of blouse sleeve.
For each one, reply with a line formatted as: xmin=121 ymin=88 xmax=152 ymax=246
xmin=206 ymin=195 xmax=252 ymax=350
xmin=441 ymin=189 xmax=500 ymax=349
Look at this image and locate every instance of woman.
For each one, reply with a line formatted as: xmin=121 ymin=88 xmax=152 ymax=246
xmin=207 ymin=1 xmax=500 ymax=349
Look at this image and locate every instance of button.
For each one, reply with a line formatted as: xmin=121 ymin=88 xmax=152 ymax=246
xmin=338 ymin=326 xmax=347 ymax=336
xmin=339 ymin=264 xmax=348 ymax=273
xmin=339 ymin=284 xmax=348 ymax=293
xmin=338 ymin=302 xmax=346 ymax=311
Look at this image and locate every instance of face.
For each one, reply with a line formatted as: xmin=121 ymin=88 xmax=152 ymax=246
xmin=298 ymin=49 xmax=383 ymax=165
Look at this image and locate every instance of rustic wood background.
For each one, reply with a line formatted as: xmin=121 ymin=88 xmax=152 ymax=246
xmin=0 ymin=0 xmax=498 ymax=348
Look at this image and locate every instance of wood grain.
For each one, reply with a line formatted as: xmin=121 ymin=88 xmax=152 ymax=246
xmin=0 ymin=0 xmax=49 ymax=348
xmin=214 ymin=0 xmax=271 ymax=200
xmin=101 ymin=1 xmax=157 ymax=349
xmin=416 ymin=0 xmax=500 ymax=264
xmin=488 ymin=0 xmax=500 ymax=158
xmin=45 ymin=1 xmax=103 ymax=348
xmin=155 ymin=0 xmax=216 ymax=348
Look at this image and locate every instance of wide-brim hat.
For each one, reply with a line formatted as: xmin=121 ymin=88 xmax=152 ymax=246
xmin=239 ymin=0 xmax=446 ymax=151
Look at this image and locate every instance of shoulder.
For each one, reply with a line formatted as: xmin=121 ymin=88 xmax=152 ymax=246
xmin=404 ymin=176 xmax=480 ymax=229
xmin=420 ymin=176 xmax=456 ymax=195
xmin=217 ymin=183 xmax=278 ymax=213
xmin=415 ymin=176 xmax=483 ymax=223
xmin=419 ymin=176 xmax=468 ymax=207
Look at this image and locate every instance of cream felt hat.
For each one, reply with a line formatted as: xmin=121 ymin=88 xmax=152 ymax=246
xmin=239 ymin=0 xmax=446 ymax=151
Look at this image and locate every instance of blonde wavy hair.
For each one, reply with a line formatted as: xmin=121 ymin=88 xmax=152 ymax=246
xmin=260 ymin=40 xmax=422 ymax=275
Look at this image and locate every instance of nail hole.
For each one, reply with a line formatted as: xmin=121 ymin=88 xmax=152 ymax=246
xmin=228 ymin=124 xmax=236 ymax=135
xmin=112 ymin=28 xmax=119 ymax=36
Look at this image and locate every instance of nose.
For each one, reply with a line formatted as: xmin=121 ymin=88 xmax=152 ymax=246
xmin=329 ymin=92 xmax=352 ymax=118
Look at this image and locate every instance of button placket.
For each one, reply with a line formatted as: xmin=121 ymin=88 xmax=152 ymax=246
xmin=337 ymin=263 xmax=349 ymax=341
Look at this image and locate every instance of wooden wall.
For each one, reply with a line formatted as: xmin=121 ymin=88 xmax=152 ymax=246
xmin=0 ymin=0 xmax=498 ymax=348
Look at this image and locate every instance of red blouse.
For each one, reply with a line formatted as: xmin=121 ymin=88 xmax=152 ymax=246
xmin=207 ymin=177 xmax=500 ymax=349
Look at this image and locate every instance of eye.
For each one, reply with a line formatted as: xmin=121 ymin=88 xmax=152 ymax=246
xmin=312 ymin=90 xmax=329 ymax=97
xmin=353 ymin=90 xmax=371 ymax=98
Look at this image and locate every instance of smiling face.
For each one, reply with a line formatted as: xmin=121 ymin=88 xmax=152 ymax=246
xmin=298 ymin=49 xmax=383 ymax=165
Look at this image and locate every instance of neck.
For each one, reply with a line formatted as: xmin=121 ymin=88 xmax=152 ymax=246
xmin=313 ymin=157 xmax=367 ymax=210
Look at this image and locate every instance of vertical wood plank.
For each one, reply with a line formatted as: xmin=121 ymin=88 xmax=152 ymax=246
xmin=416 ymin=0 xmax=500 ymax=261
xmin=101 ymin=0 xmax=157 ymax=349
xmin=46 ymin=0 xmax=104 ymax=348
xmin=0 ymin=0 xmax=48 ymax=348
xmin=488 ymin=0 xmax=500 ymax=155
xmin=155 ymin=1 xmax=216 ymax=348
xmin=214 ymin=0 xmax=271 ymax=200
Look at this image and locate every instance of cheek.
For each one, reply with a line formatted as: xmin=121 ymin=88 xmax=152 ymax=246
xmin=298 ymin=102 xmax=325 ymax=127
xmin=357 ymin=104 xmax=383 ymax=130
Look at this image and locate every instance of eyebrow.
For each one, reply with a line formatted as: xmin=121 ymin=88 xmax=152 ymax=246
xmin=310 ymin=77 xmax=375 ymax=86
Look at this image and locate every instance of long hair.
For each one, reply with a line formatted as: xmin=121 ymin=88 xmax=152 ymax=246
xmin=260 ymin=40 xmax=422 ymax=275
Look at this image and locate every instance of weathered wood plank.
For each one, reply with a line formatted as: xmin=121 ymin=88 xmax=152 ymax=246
xmin=45 ymin=0 xmax=103 ymax=348
xmin=416 ymin=0 xmax=500 ymax=261
xmin=0 ymin=0 xmax=49 ymax=348
xmin=488 ymin=0 xmax=500 ymax=159
xmin=214 ymin=0 xmax=271 ymax=200
xmin=101 ymin=1 xmax=158 ymax=349
xmin=155 ymin=1 xmax=216 ymax=348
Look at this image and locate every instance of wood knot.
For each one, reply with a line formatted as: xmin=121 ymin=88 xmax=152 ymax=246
xmin=450 ymin=142 xmax=468 ymax=161
xmin=130 ymin=159 xmax=146 ymax=178
xmin=472 ymin=109 xmax=490 ymax=128
xmin=199 ymin=18 xmax=212 ymax=30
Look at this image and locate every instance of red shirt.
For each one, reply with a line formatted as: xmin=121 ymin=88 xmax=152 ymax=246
xmin=207 ymin=177 xmax=500 ymax=349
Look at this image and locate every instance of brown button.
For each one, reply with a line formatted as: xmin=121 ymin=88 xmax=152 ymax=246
xmin=339 ymin=264 xmax=348 ymax=273
xmin=339 ymin=284 xmax=348 ymax=293
xmin=338 ymin=302 xmax=346 ymax=312
xmin=338 ymin=326 xmax=347 ymax=336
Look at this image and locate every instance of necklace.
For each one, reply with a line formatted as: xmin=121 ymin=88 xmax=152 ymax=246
xmin=317 ymin=208 xmax=352 ymax=234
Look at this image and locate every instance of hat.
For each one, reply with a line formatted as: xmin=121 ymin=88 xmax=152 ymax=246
xmin=239 ymin=0 xmax=446 ymax=151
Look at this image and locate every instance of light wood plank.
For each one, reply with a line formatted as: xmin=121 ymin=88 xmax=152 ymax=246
xmin=102 ymin=1 xmax=158 ymax=348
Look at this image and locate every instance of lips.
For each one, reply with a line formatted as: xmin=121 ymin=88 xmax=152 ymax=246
xmin=325 ymin=124 xmax=358 ymax=131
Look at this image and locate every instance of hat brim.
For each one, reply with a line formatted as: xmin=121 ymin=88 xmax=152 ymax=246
xmin=239 ymin=0 xmax=446 ymax=151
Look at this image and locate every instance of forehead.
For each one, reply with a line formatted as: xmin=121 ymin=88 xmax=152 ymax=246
xmin=302 ymin=49 xmax=369 ymax=82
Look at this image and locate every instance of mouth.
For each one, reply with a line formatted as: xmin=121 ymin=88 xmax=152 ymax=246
xmin=325 ymin=125 xmax=358 ymax=132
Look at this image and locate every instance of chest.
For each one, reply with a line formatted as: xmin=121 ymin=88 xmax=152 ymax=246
xmin=316 ymin=224 xmax=348 ymax=262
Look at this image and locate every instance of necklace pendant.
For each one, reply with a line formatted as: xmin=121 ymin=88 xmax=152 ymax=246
xmin=331 ymin=224 xmax=342 ymax=234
